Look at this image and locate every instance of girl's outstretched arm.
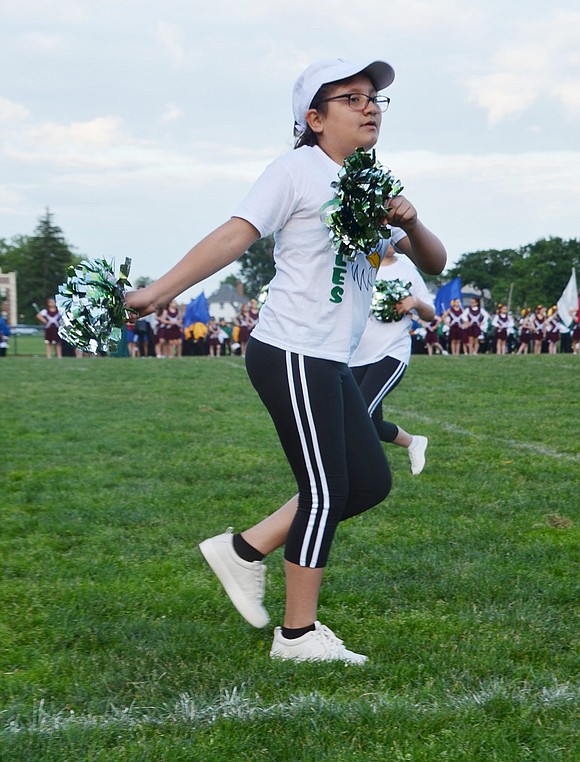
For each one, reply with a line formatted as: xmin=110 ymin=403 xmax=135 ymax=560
xmin=126 ymin=217 xmax=260 ymax=316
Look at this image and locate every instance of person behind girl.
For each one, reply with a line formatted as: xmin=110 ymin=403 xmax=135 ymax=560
xmin=422 ymin=315 xmax=446 ymax=355
xmin=492 ymin=303 xmax=513 ymax=355
xmin=36 ymin=297 xmax=62 ymax=358
xmin=126 ymin=57 xmax=446 ymax=663
xmin=442 ymin=298 xmax=464 ymax=355
xmin=349 ymin=245 xmax=435 ymax=476
xmin=570 ymin=306 xmax=580 ymax=355
xmin=516 ymin=308 xmax=532 ymax=354
xmin=206 ymin=316 xmax=222 ymax=357
xmin=234 ymin=302 xmax=256 ymax=358
xmin=463 ymin=297 xmax=487 ymax=355
xmin=530 ymin=305 xmax=546 ymax=354
xmin=159 ymin=299 xmax=183 ymax=357
xmin=545 ymin=306 xmax=562 ymax=354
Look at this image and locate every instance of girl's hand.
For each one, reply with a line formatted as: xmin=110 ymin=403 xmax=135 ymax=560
xmin=395 ymin=296 xmax=416 ymax=315
xmin=383 ymin=195 xmax=418 ymax=232
xmin=125 ymin=289 xmax=156 ymax=318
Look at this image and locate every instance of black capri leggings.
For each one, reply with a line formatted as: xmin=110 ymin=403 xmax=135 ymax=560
xmin=351 ymin=355 xmax=407 ymax=443
xmin=245 ymin=338 xmax=391 ymax=569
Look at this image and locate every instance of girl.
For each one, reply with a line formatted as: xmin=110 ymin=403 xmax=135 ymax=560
xmin=492 ymin=304 xmax=512 ymax=355
xmin=570 ymin=307 xmax=580 ymax=355
xmin=36 ymin=297 xmax=62 ymax=358
xmin=126 ymin=57 xmax=446 ymax=663
xmin=531 ymin=305 xmax=546 ymax=354
xmin=206 ymin=316 xmax=222 ymax=357
xmin=422 ymin=315 xmax=445 ymax=355
xmin=442 ymin=298 xmax=465 ymax=355
xmin=545 ymin=306 xmax=562 ymax=354
xmin=234 ymin=302 xmax=256 ymax=358
xmin=349 ymin=245 xmax=435 ymax=476
xmin=516 ymin=309 xmax=532 ymax=354
xmin=159 ymin=299 xmax=183 ymax=357
xmin=463 ymin=297 xmax=487 ymax=356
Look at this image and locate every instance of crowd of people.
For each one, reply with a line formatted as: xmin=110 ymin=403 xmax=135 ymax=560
xmin=124 ymin=297 xmax=261 ymax=359
xmin=0 ymin=296 xmax=262 ymax=358
xmin=2 ymin=292 xmax=579 ymax=360
xmin=417 ymin=298 xmax=580 ymax=356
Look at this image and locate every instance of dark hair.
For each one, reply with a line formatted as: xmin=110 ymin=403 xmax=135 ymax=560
xmin=293 ymin=82 xmax=336 ymax=148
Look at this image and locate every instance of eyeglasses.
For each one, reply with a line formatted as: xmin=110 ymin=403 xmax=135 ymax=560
xmin=319 ymin=93 xmax=391 ymax=113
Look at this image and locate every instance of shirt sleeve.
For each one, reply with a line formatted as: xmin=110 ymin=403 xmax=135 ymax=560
xmin=232 ymin=158 xmax=297 ymax=239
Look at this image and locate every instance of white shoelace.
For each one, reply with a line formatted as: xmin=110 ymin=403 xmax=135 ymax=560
xmin=315 ymin=624 xmax=347 ymax=656
xmin=250 ymin=561 xmax=267 ymax=600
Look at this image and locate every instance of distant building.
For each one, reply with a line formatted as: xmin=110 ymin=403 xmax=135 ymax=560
xmin=207 ymin=282 xmax=248 ymax=322
xmin=0 ymin=270 xmax=17 ymax=325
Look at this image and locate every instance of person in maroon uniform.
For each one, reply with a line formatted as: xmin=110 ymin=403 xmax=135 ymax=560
xmin=422 ymin=315 xmax=445 ymax=355
xmin=442 ymin=298 xmax=465 ymax=355
xmin=545 ymin=306 xmax=562 ymax=354
xmin=530 ymin=305 xmax=546 ymax=354
xmin=570 ymin=306 xmax=580 ymax=355
xmin=491 ymin=304 xmax=512 ymax=354
xmin=159 ymin=299 xmax=183 ymax=357
xmin=235 ymin=302 xmax=256 ymax=358
xmin=516 ymin=309 xmax=532 ymax=354
xmin=36 ymin=297 xmax=62 ymax=358
xmin=463 ymin=297 xmax=487 ymax=355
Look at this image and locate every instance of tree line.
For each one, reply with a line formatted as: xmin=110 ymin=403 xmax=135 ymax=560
xmin=1 ymin=210 xmax=578 ymax=323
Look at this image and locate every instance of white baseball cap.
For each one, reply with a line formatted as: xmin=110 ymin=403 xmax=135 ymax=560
xmin=292 ymin=58 xmax=395 ymax=134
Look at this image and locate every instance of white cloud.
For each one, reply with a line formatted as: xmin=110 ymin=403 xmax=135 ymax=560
xmin=156 ymin=22 xmax=186 ymax=68
xmin=0 ymin=97 xmax=30 ymax=123
xmin=161 ymin=103 xmax=182 ymax=123
xmin=466 ymin=9 xmax=580 ymax=124
xmin=28 ymin=116 xmax=125 ymax=149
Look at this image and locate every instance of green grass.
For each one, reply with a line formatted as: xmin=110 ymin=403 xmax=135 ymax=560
xmin=1 ymin=354 xmax=578 ymax=761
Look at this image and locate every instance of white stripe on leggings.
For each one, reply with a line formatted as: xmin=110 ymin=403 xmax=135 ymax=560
xmin=367 ymin=359 xmax=406 ymax=415
xmin=285 ymin=352 xmax=330 ymax=568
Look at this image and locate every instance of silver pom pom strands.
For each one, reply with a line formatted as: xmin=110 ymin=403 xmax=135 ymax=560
xmin=321 ymin=148 xmax=403 ymax=261
xmin=371 ymin=278 xmax=412 ymax=323
xmin=56 ymin=258 xmax=132 ymax=354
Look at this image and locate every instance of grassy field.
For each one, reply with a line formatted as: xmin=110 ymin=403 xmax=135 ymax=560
xmin=0 ymin=352 xmax=578 ymax=761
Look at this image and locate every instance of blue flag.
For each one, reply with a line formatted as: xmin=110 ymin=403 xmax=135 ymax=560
xmin=434 ymin=277 xmax=462 ymax=315
xmin=183 ymin=293 xmax=210 ymax=326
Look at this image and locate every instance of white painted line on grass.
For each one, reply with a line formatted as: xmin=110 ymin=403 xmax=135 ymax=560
xmin=2 ymin=682 xmax=577 ymax=736
xmin=396 ymin=410 xmax=580 ymax=463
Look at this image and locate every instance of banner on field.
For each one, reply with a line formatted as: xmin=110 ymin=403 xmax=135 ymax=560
xmin=434 ymin=277 xmax=462 ymax=315
xmin=556 ymin=268 xmax=578 ymax=327
xmin=183 ymin=293 xmax=210 ymax=326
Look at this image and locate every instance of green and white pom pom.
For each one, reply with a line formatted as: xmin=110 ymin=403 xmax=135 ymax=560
xmin=56 ymin=258 xmax=132 ymax=353
xmin=321 ymin=148 xmax=403 ymax=261
xmin=370 ymin=278 xmax=412 ymax=323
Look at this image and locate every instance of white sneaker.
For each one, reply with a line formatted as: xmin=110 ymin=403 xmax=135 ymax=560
xmin=199 ymin=529 xmax=269 ymax=628
xmin=270 ymin=621 xmax=368 ymax=665
xmin=408 ymin=435 xmax=428 ymax=476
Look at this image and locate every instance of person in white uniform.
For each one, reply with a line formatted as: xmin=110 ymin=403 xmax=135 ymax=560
xmin=349 ymin=246 xmax=435 ymax=475
xmin=127 ymin=57 xmax=446 ymax=664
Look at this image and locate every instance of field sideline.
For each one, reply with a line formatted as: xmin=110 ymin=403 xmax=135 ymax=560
xmin=1 ymin=354 xmax=578 ymax=761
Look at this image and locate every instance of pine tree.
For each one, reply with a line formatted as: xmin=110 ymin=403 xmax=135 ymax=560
xmin=1 ymin=209 xmax=80 ymax=322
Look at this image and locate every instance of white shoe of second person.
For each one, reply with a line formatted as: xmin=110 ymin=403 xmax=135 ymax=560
xmin=408 ymin=435 xmax=428 ymax=476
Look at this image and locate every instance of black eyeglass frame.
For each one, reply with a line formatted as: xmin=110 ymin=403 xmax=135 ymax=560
xmin=318 ymin=93 xmax=391 ymax=113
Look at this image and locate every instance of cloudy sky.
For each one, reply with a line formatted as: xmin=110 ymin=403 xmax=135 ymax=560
xmin=1 ymin=0 xmax=579 ymax=303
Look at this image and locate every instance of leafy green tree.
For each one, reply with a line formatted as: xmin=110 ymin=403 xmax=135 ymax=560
xmin=237 ymin=235 xmax=275 ymax=298
xmin=0 ymin=209 xmax=81 ymax=322
xmin=447 ymin=238 xmax=580 ymax=312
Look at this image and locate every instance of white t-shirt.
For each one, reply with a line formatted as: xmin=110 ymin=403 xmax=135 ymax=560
xmin=233 ymin=145 xmax=406 ymax=363
xmin=349 ymin=256 xmax=433 ymax=367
